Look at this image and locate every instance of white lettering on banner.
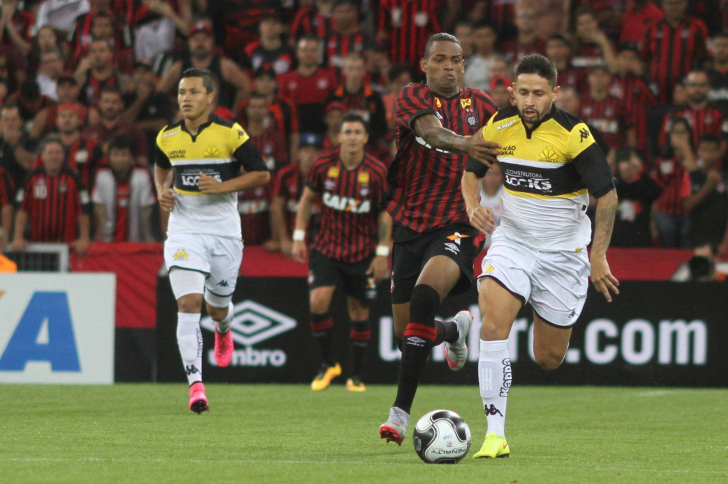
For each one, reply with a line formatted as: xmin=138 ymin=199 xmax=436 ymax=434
xmin=200 ymin=300 xmax=296 ymax=368
xmin=621 ymin=319 xmax=655 ymax=365
xmin=584 ymin=319 xmax=619 ymax=364
xmin=658 ymin=320 xmax=707 ymax=365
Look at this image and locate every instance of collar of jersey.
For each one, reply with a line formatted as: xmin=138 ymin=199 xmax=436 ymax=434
xmin=180 ymin=114 xmax=217 ymax=142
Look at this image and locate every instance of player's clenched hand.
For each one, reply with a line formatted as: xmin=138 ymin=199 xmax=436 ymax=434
xmin=159 ymin=188 xmax=176 ymax=212
xmin=466 ymin=127 xmax=501 ymax=166
xmin=198 ymin=172 xmax=224 ymax=194
xmin=590 ymin=256 xmax=619 ymax=302
xmin=292 ymin=240 xmax=307 ymax=263
xmin=368 ymin=255 xmax=388 ymax=282
xmin=468 ymin=206 xmax=495 ymax=234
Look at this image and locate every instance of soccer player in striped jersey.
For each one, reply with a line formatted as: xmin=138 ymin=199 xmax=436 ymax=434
xmin=292 ymin=114 xmax=391 ymax=392
xmin=379 ymin=33 xmax=500 ymax=445
xmin=155 ymin=68 xmax=270 ymax=413
xmin=463 ymin=54 xmax=619 ymax=458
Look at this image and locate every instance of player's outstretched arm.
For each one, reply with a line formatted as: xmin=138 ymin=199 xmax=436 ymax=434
xmin=590 ymin=189 xmax=620 ymax=302
xmin=291 ymin=187 xmax=319 ymax=263
xmin=413 ymin=115 xmax=500 ymax=165
xmin=461 ymin=171 xmax=495 ymax=235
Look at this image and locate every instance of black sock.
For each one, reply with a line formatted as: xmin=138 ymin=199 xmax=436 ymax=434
xmin=393 ymin=284 xmax=440 ymax=414
xmin=311 ymin=312 xmax=334 ymax=367
xmin=350 ymin=320 xmax=370 ymax=379
xmin=434 ymin=319 xmax=459 ymax=345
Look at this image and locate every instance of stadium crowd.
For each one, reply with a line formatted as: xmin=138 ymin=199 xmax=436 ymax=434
xmin=1 ymin=0 xmax=728 ymax=263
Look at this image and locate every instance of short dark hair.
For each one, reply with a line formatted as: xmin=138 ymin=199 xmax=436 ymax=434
xmin=180 ymin=68 xmax=215 ymax=94
xmin=698 ymin=133 xmax=721 ymax=146
xmin=515 ymin=54 xmax=558 ymax=88
xmin=340 ymin=113 xmax=368 ymax=133
xmin=39 ymin=135 xmax=64 ymax=154
xmin=547 ymin=34 xmax=570 ymax=46
xmin=472 ymin=21 xmax=497 ymax=33
xmin=613 ymin=146 xmax=636 ymax=164
xmin=248 ymin=92 xmax=268 ymax=103
xmin=99 ymin=86 xmax=122 ymax=99
xmin=423 ymin=33 xmax=461 ymax=58
xmin=575 ymin=6 xmax=597 ymax=20
xmin=388 ymin=62 xmax=417 ymax=83
xmin=108 ymin=134 xmax=133 ymax=153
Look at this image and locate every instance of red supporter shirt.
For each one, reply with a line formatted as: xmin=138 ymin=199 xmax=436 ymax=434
xmin=277 ymin=68 xmax=338 ymax=134
xmin=652 ymin=158 xmax=691 ymax=215
xmin=610 ymin=75 xmax=659 ymax=155
xmin=658 ymin=105 xmax=727 ymax=148
xmin=620 ymin=0 xmax=664 ymax=44
xmin=378 ymin=0 xmax=440 ymax=66
xmin=385 ymin=83 xmax=498 ymax=232
xmin=274 ymin=164 xmax=322 ymax=237
xmin=500 ymin=38 xmax=546 ymax=65
xmin=290 ymin=6 xmax=331 ymax=41
xmin=0 ymin=166 xmax=14 ymax=208
xmin=579 ymin=94 xmax=629 ymax=150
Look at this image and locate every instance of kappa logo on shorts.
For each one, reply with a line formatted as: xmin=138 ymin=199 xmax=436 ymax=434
xmin=484 ymin=263 xmax=495 ymax=274
xmin=173 ymin=249 xmax=189 ymax=260
xmin=444 ymin=242 xmax=459 ymax=254
xmin=446 ymin=232 xmax=469 ymax=245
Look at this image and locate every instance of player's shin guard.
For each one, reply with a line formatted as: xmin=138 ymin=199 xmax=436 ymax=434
xmin=478 ymin=339 xmax=511 ymax=438
xmin=393 ymin=284 xmax=440 ymax=414
xmin=311 ymin=312 xmax=335 ymax=367
xmin=177 ymin=312 xmax=203 ymax=385
xmin=350 ymin=320 xmax=371 ymax=378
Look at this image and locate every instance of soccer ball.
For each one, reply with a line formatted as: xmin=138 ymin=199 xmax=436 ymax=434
xmin=413 ymin=409 xmax=471 ymax=464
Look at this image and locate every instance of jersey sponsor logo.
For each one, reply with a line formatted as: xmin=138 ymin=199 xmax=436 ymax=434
xmin=164 ymin=129 xmax=181 ymax=137
xmin=180 ymin=173 xmax=222 ymax=187
xmin=579 ymin=128 xmax=590 ymax=142
xmin=203 ymin=146 xmax=221 ymax=157
xmin=501 ymin=145 xmax=516 ymax=156
xmin=435 ymin=98 xmax=442 ymax=108
xmin=504 ymin=168 xmax=553 ymax=192
xmin=357 ymin=171 xmax=369 ymax=184
xmin=173 ymin=249 xmax=189 ymax=260
xmin=446 ymin=232 xmax=469 ymax=245
xmin=497 ymin=119 xmax=518 ymax=131
xmin=322 ymin=192 xmax=371 ymax=213
xmin=168 ymin=149 xmax=186 ymax=159
xmin=460 ymin=98 xmax=472 ymax=109
xmin=539 ymin=147 xmax=559 ymax=162
xmin=327 ymin=166 xmax=340 ymax=178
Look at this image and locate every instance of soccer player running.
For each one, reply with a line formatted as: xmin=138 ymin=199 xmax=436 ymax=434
xmin=379 ymin=33 xmax=500 ymax=445
xmin=155 ymin=68 xmax=270 ymax=413
xmin=293 ymin=114 xmax=391 ymax=392
xmin=462 ymin=54 xmax=619 ymax=458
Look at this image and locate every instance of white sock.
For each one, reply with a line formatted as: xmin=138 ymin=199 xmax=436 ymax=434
xmin=215 ymin=302 xmax=235 ymax=333
xmin=478 ymin=339 xmax=511 ymax=439
xmin=177 ymin=312 xmax=203 ymax=385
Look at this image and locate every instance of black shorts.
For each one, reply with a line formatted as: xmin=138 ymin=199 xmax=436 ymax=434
xmin=390 ymin=222 xmax=482 ymax=304
xmin=308 ymin=249 xmax=377 ymax=302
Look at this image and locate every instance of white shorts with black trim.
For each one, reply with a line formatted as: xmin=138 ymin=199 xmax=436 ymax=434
xmin=164 ymin=233 xmax=243 ymax=300
xmin=477 ymin=232 xmax=590 ymax=327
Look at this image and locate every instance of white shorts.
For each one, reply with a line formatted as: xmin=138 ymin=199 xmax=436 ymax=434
xmin=164 ymin=233 xmax=243 ymax=299
xmin=477 ymin=233 xmax=590 ymax=327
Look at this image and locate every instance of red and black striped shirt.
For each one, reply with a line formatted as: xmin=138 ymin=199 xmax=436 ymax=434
xmin=641 ymin=18 xmax=708 ymax=104
xmin=385 ymin=83 xmax=498 ymax=232
xmin=0 ymin=166 xmax=13 ymax=208
xmin=243 ymin=42 xmax=296 ymax=76
xmin=274 ymin=164 xmax=322 ymax=237
xmin=17 ymin=168 xmax=91 ymax=243
xmin=378 ymin=0 xmax=440 ymax=66
xmin=610 ymin=74 xmax=658 ymax=154
xmin=238 ymin=182 xmax=272 ymax=245
xmin=324 ymin=30 xmax=371 ymax=73
xmin=307 ymin=150 xmax=388 ymax=263
xmin=31 ymin=139 xmax=105 ymax=192
xmin=658 ymin=105 xmax=727 ymax=148
xmin=80 ymin=72 xmax=122 ymax=106
xmin=215 ymin=0 xmax=282 ymax=58
xmin=579 ymin=93 xmax=629 ymax=151
xmin=652 ymin=158 xmax=691 ymax=215
xmin=289 ymin=7 xmax=331 ymax=41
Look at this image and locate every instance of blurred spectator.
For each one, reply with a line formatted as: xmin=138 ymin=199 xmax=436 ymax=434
xmin=707 ymin=32 xmax=728 ymax=118
xmin=0 ymin=104 xmax=37 ymax=188
xmin=377 ymin=0 xmax=440 ymax=66
xmin=70 ymin=9 xmax=133 ymax=74
xmin=383 ymin=62 xmax=415 ymax=129
xmin=579 ymin=64 xmax=632 ymax=152
xmin=242 ymin=14 xmax=296 ymax=76
xmin=83 ymin=86 xmax=148 ymax=166
xmin=92 ymin=134 xmax=155 ymax=242
xmin=122 ymin=61 xmax=174 ymax=152
xmin=132 ymin=0 xmax=190 ymax=62
xmin=12 ymin=136 xmax=91 ymax=254
xmin=474 ymin=0 xmax=517 ymax=42
xmin=641 ymin=0 xmax=708 ymax=104
xmin=685 ymin=134 xmax=727 ymax=252
xmin=208 ymin=0 xmax=284 ymax=58
xmin=6 ymin=79 xmax=55 ymax=133
xmin=55 ymin=102 xmax=104 ymax=191
xmin=0 ymin=0 xmax=33 ymax=56
xmin=572 ymin=7 xmax=618 ymax=74
xmin=37 ymin=47 xmax=65 ymax=101
xmin=74 ymin=38 xmax=130 ymax=106
xmin=556 ymin=85 xmax=611 ymax=154
xmin=70 ymin=0 xmax=123 ymax=65
xmin=29 ymin=25 xmax=65 ymax=79
xmin=454 ymin=21 xmax=474 ymax=59
xmin=271 ymin=132 xmax=323 ymax=258
xmin=651 ymin=116 xmax=694 ymax=248
xmin=35 ymin=0 xmax=91 ymax=37
xmin=322 ymin=101 xmax=345 ymax=149
xmin=499 ymin=5 xmax=545 ymax=65
xmin=488 ymin=75 xmax=512 ymax=110
xmin=278 ymin=36 xmax=337 ymax=136
xmin=242 ymin=93 xmax=289 ymax=172
xmin=158 ymin=19 xmax=251 ymax=116
xmin=584 ymin=0 xmax=627 ymax=40
xmin=31 ymin=75 xmax=84 ymax=138
xmin=0 ymin=165 xmax=13 ymax=249
xmin=0 ymin=38 xmax=27 ymax=94
xmin=658 ymin=69 xmax=727 ymax=158
xmin=611 ymin=147 xmax=662 ymax=247
xmin=479 ymin=161 xmax=503 ymax=248
xmin=464 ymin=22 xmax=499 ymax=92
xmin=327 ymin=53 xmax=387 ymax=143
xmin=363 ymin=43 xmax=390 ymax=94
xmin=610 ymin=41 xmax=658 ymax=156
xmin=620 ymin=0 xmax=663 ymax=44
xmin=325 ymin=0 xmax=372 ymax=74
xmin=545 ymin=34 xmax=585 ymax=93
xmin=290 ymin=0 xmax=333 ymax=43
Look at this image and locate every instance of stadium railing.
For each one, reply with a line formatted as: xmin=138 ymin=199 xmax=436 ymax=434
xmin=4 ymin=243 xmax=70 ymax=272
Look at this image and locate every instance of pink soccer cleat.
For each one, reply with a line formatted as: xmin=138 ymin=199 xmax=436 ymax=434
xmin=214 ymin=327 xmax=234 ymax=367
xmin=189 ymin=382 xmax=209 ymax=414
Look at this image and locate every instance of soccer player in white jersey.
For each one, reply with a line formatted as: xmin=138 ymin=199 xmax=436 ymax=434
xmin=462 ymin=54 xmax=620 ymax=457
xmin=155 ymin=68 xmax=269 ymax=413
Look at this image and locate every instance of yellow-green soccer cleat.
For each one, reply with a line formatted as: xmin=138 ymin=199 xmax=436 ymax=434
xmin=346 ymin=377 xmax=366 ymax=392
xmin=473 ymin=432 xmax=510 ymax=459
xmin=311 ymin=363 xmax=342 ymax=391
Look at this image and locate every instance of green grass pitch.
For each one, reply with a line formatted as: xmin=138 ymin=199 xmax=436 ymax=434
xmin=1 ymin=384 xmax=726 ymax=483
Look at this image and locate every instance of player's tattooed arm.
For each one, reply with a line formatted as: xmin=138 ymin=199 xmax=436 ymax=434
xmin=590 ymin=189 xmax=620 ymax=302
xmin=413 ymin=114 xmax=500 ymax=165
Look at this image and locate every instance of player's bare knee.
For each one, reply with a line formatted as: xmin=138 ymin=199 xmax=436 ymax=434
xmin=206 ymin=304 xmax=227 ymax=322
xmin=177 ymin=294 xmax=203 ymax=313
xmin=534 ymin=347 xmax=565 ymax=371
xmin=309 ymin=295 xmax=331 ymax=314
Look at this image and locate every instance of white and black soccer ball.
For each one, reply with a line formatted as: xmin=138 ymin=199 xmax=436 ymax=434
xmin=413 ymin=409 xmax=471 ymax=464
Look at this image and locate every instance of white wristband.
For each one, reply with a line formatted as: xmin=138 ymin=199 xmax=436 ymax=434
xmin=376 ymin=245 xmax=390 ymax=257
xmin=292 ymin=229 xmax=306 ymax=242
